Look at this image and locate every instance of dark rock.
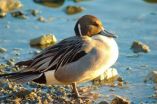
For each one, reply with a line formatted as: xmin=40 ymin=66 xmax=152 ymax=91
xmin=131 ymin=41 xmax=150 ymax=53
xmin=111 ymin=95 xmax=130 ymax=104
xmin=11 ymin=11 xmax=27 ymax=19
xmin=37 ymin=16 xmax=46 ymax=22
xmin=99 ymin=101 xmax=109 ymax=104
xmin=65 ymin=5 xmax=84 ymax=15
xmin=31 ymin=9 xmax=40 ymax=16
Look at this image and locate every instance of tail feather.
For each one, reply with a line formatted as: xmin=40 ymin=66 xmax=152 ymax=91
xmin=15 ymin=60 xmax=33 ymax=67
xmin=0 ymin=71 xmax=42 ymax=83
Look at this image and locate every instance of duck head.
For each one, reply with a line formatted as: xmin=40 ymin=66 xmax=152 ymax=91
xmin=74 ymin=15 xmax=117 ymax=38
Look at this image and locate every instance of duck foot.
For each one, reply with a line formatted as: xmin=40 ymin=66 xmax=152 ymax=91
xmin=71 ymin=82 xmax=91 ymax=99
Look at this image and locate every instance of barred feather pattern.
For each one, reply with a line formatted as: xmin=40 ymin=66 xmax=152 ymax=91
xmin=25 ymin=36 xmax=87 ymax=73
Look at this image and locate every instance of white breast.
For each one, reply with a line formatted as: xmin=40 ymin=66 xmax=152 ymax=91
xmin=88 ymin=35 xmax=119 ymax=80
xmin=92 ymin=35 xmax=119 ymax=67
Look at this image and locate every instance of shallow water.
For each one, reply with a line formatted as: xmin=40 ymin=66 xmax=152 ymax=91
xmin=0 ymin=0 xmax=157 ymax=103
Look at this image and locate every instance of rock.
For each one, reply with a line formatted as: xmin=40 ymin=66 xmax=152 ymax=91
xmin=99 ymin=101 xmax=109 ymax=104
xmin=73 ymin=0 xmax=93 ymax=2
xmin=13 ymin=98 xmax=21 ymax=104
xmin=0 ymin=0 xmax=22 ymax=18
xmin=0 ymin=9 xmax=7 ymax=18
xmin=15 ymin=88 xmax=31 ymax=98
xmin=37 ymin=16 xmax=46 ymax=22
xmin=30 ymin=34 xmax=57 ymax=47
xmin=73 ymin=0 xmax=84 ymax=2
xmin=7 ymin=59 xmax=15 ymax=66
xmin=111 ymin=95 xmax=131 ymax=104
xmin=0 ymin=0 xmax=22 ymax=13
xmin=11 ymin=11 xmax=27 ymax=19
xmin=145 ymin=71 xmax=157 ymax=83
xmin=144 ymin=0 xmax=157 ymax=3
xmin=0 ymin=48 xmax=7 ymax=53
xmin=30 ymin=9 xmax=40 ymax=16
xmin=93 ymin=68 xmax=119 ymax=85
xmin=131 ymin=41 xmax=150 ymax=53
xmin=33 ymin=0 xmax=65 ymax=8
xmin=34 ymin=50 xmax=41 ymax=55
xmin=27 ymin=92 xmax=38 ymax=100
xmin=65 ymin=6 xmax=84 ymax=15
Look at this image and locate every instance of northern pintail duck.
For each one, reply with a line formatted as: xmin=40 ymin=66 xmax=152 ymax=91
xmin=0 ymin=15 xmax=119 ymax=97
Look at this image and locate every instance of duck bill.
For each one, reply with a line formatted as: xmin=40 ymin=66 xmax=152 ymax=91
xmin=100 ymin=30 xmax=117 ymax=38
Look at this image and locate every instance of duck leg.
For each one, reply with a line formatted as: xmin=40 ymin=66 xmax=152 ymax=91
xmin=72 ymin=82 xmax=80 ymax=97
xmin=71 ymin=82 xmax=90 ymax=99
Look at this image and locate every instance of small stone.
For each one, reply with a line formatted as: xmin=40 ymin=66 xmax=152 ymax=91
xmin=37 ymin=16 xmax=46 ymax=22
xmin=117 ymin=77 xmax=123 ymax=82
xmin=31 ymin=9 xmax=40 ymax=16
xmin=118 ymin=81 xmax=123 ymax=87
xmin=27 ymin=92 xmax=38 ymax=100
xmin=145 ymin=71 xmax=157 ymax=83
xmin=111 ymin=95 xmax=131 ymax=104
xmin=0 ymin=0 xmax=22 ymax=13
xmin=126 ymin=67 xmax=132 ymax=70
xmin=99 ymin=101 xmax=109 ymax=104
xmin=43 ymin=99 xmax=48 ymax=104
xmin=93 ymin=68 xmax=119 ymax=85
xmin=30 ymin=34 xmax=57 ymax=47
xmin=96 ymin=68 xmax=119 ymax=81
xmin=131 ymin=41 xmax=150 ymax=53
xmin=11 ymin=11 xmax=27 ymax=19
xmin=0 ymin=9 xmax=7 ymax=18
xmin=34 ymin=50 xmax=41 ymax=54
xmin=7 ymin=59 xmax=15 ymax=66
xmin=65 ymin=5 xmax=84 ymax=15
xmin=13 ymin=98 xmax=21 ymax=104
xmin=15 ymin=88 xmax=31 ymax=98
xmin=0 ymin=48 xmax=7 ymax=53
xmin=73 ymin=0 xmax=93 ymax=2
xmin=0 ymin=64 xmax=7 ymax=70
xmin=33 ymin=0 xmax=65 ymax=8
xmin=73 ymin=0 xmax=84 ymax=2
xmin=144 ymin=0 xmax=157 ymax=3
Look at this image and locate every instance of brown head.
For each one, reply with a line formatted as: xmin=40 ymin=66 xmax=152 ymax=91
xmin=74 ymin=15 xmax=116 ymax=38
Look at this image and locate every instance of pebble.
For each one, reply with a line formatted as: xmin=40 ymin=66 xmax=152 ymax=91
xmin=31 ymin=9 xmax=40 ymax=16
xmin=7 ymin=59 xmax=15 ymax=66
xmin=0 ymin=48 xmax=7 ymax=53
xmin=37 ymin=16 xmax=46 ymax=22
xmin=99 ymin=101 xmax=109 ymax=104
xmin=131 ymin=41 xmax=150 ymax=53
xmin=145 ymin=71 xmax=157 ymax=83
xmin=65 ymin=5 xmax=84 ymax=15
xmin=30 ymin=34 xmax=57 ymax=46
xmin=111 ymin=95 xmax=131 ymax=104
xmin=11 ymin=11 xmax=27 ymax=19
xmin=0 ymin=10 xmax=7 ymax=18
xmin=93 ymin=68 xmax=119 ymax=85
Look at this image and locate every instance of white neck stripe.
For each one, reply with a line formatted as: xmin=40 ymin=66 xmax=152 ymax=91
xmin=78 ymin=23 xmax=82 ymax=36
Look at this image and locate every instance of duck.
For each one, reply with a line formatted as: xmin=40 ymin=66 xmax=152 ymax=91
xmin=0 ymin=15 xmax=119 ymax=98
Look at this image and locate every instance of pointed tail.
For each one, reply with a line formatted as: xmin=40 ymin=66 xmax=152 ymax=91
xmin=0 ymin=71 xmax=42 ymax=83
